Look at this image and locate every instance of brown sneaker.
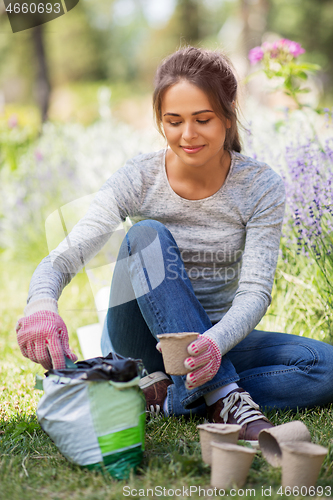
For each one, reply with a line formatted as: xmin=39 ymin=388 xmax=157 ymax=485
xmin=207 ymin=388 xmax=274 ymax=446
xmin=139 ymin=371 xmax=173 ymax=416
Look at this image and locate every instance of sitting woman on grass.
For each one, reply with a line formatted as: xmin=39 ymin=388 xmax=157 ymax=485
xmin=16 ymin=47 xmax=333 ymax=446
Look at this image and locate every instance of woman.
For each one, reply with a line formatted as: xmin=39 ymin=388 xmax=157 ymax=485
xmin=16 ymin=47 xmax=333 ymax=445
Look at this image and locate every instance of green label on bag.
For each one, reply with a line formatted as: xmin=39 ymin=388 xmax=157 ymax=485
xmin=98 ymin=425 xmax=142 ymax=455
xmin=84 ymin=446 xmax=143 ymax=480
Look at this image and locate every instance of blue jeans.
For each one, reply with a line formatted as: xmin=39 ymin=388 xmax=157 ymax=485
xmin=101 ymin=220 xmax=333 ymax=416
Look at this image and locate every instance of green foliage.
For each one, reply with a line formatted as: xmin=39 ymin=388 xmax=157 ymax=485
xmin=1 ymin=0 xmax=333 ymax=119
xmin=1 ymin=399 xmax=333 ymax=498
xmin=247 ymin=38 xmax=321 ymax=110
xmin=1 ymin=416 xmax=40 ymax=442
xmin=258 ymin=240 xmax=333 ymax=342
xmin=0 ymin=107 xmax=40 ymax=171
xmin=267 ymin=0 xmax=333 ymax=100
xmin=1 ymin=86 xmax=333 ymax=497
xmin=1 ymin=193 xmax=333 ymax=497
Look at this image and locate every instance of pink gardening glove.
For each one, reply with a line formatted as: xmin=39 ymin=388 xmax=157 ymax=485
xmin=16 ymin=311 xmax=77 ymax=370
xmin=184 ymin=336 xmax=222 ymax=390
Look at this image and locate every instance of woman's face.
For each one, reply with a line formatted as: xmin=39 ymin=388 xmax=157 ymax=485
xmin=161 ymin=80 xmax=230 ymax=170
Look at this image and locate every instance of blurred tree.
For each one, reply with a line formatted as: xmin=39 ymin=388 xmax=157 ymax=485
xmin=174 ymin=0 xmax=200 ymax=43
xmin=136 ymin=0 xmax=242 ymax=87
xmin=0 ymin=7 xmax=35 ymax=107
xmin=241 ymin=0 xmax=269 ymax=57
xmin=0 ymin=1 xmax=109 ymax=119
xmin=32 ymin=25 xmax=50 ymax=121
xmin=46 ymin=2 xmax=108 ymax=84
xmin=1 ymin=0 xmax=332 ymax=117
xmin=80 ymin=0 xmax=151 ymax=83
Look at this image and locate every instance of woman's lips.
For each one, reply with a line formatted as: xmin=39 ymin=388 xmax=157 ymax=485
xmin=181 ymin=145 xmax=205 ymax=154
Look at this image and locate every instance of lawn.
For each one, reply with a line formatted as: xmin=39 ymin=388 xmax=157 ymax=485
xmin=1 ymin=247 xmax=333 ymax=500
xmin=1 ymin=105 xmax=333 ymax=499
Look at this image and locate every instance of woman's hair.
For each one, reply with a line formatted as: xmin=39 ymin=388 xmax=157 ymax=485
xmin=153 ymin=46 xmax=241 ymax=153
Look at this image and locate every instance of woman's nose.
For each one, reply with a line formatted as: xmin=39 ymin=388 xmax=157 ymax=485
xmin=182 ymin=122 xmax=198 ymax=141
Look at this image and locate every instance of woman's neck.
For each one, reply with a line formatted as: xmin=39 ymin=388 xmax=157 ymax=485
xmin=165 ymin=148 xmax=231 ymax=200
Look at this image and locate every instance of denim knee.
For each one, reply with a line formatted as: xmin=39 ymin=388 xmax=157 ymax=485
xmin=126 ymin=220 xmax=176 ymax=257
xmin=127 ymin=220 xmax=172 ymax=246
xmin=130 ymin=219 xmax=167 ymax=231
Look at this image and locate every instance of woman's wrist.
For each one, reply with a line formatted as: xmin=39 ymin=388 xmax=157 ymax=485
xmin=24 ymin=297 xmax=58 ymax=316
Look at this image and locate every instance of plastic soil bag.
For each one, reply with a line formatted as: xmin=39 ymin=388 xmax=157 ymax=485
xmin=36 ymin=353 xmax=145 ymax=479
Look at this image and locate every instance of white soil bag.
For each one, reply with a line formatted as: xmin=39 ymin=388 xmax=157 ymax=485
xmin=36 ymin=354 xmax=145 ymax=479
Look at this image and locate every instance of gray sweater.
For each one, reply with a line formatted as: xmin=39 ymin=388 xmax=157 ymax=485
xmin=27 ymin=149 xmax=286 ymax=355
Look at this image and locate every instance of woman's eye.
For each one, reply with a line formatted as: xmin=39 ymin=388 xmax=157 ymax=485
xmin=167 ymin=119 xmax=209 ymax=126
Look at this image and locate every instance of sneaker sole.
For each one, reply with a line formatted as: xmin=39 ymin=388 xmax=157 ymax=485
xmin=203 ymin=420 xmax=260 ymax=449
xmin=139 ymin=371 xmax=171 ymax=390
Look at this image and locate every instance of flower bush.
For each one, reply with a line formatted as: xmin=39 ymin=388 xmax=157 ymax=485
xmin=0 ymin=117 xmax=38 ymax=172
xmin=248 ymin=38 xmax=320 ymax=109
xmin=0 ymin=109 xmax=161 ymax=257
xmin=247 ymin=38 xmax=333 ymax=259
xmin=283 ymin=135 xmax=333 ymax=255
xmin=1 ymin=77 xmax=333 ymax=340
xmin=244 ymin=109 xmax=333 ymax=250
xmin=243 ymin=70 xmax=333 ymax=338
xmin=249 ymin=39 xmax=305 ymax=65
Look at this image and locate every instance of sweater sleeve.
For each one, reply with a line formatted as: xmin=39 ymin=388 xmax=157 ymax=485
xmin=204 ymin=171 xmax=286 ymax=355
xmin=27 ymin=159 xmax=143 ymax=305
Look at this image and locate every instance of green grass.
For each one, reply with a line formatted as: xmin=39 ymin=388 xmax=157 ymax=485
xmin=1 ymin=249 xmax=333 ymax=499
xmin=1 ymin=411 xmax=333 ymax=499
xmin=258 ymin=242 xmax=333 ymax=343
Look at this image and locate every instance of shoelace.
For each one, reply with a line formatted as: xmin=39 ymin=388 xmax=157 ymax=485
xmin=148 ymin=404 xmax=161 ymax=417
xmin=220 ymin=391 xmax=266 ymax=426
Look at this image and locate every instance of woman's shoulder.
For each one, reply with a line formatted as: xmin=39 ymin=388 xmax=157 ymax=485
xmin=232 ymin=151 xmax=284 ymax=186
xmin=97 ymin=149 xmax=166 ymax=208
xmin=107 ymin=149 xmax=165 ymax=187
xmin=111 ymin=149 xmax=164 ymax=181
xmin=126 ymin=149 xmax=165 ymax=169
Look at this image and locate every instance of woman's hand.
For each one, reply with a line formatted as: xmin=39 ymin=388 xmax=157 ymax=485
xmin=155 ymin=335 xmax=222 ymax=390
xmin=16 ymin=311 xmax=77 ymax=370
xmin=184 ymin=336 xmax=222 ymax=389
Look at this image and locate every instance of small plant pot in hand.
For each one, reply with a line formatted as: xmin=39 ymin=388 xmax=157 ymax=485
xmin=197 ymin=423 xmax=242 ymax=465
xmin=280 ymin=441 xmax=328 ymax=488
xmin=258 ymin=421 xmax=311 ymax=467
xmin=157 ymin=332 xmax=199 ymax=375
xmin=210 ymin=442 xmax=256 ymax=489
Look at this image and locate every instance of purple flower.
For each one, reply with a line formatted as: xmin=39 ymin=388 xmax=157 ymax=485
xmin=248 ymin=46 xmax=264 ymax=65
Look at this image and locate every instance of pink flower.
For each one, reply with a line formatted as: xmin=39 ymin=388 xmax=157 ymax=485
xmin=263 ymin=41 xmax=273 ymax=50
xmin=35 ymin=150 xmax=43 ymax=162
xmin=287 ymin=41 xmax=305 ymax=57
xmin=8 ymin=114 xmax=18 ymax=128
xmin=278 ymin=39 xmax=305 ymax=57
xmin=269 ymin=41 xmax=280 ymax=58
xmin=248 ymin=46 xmax=264 ymax=65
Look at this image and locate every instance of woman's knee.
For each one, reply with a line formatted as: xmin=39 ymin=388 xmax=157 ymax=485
xmin=128 ymin=219 xmax=170 ymax=239
xmin=132 ymin=219 xmax=166 ymax=231
xmin=126 ymin=220 xmax=174 ymax=253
